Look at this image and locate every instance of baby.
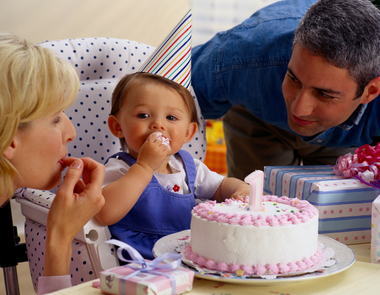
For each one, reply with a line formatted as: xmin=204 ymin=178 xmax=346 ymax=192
xmin=95 ymin=72 xmax=249 ymax=259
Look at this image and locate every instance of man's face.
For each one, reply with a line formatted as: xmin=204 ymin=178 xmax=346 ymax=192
xmin=282 ymin=45 xmax=366 ymax=137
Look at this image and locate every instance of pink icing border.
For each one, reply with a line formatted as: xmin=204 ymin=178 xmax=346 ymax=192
xmin=184 ymin=244 xmax=323 ymax=276
xmin=193 ymin=195 xmax=318 ymax=226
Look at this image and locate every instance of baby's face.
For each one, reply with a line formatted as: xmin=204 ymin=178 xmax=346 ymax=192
xmin=115 ymin=80 xmax=196 ymax=158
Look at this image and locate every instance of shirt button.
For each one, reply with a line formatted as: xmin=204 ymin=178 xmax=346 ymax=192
xmin=317 ymin=140 xmax=323 ymax=143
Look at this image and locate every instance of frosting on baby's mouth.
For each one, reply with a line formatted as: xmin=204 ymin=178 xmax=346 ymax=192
xmin=154 ymin=132 xmax=171 ymax=150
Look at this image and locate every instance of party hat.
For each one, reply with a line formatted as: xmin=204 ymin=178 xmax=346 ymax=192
xmin=138 ymin=10 xmax=192 ymax=90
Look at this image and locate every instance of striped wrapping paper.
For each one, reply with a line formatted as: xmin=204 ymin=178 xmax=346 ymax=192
xmin=264 ymin=165 xmax=380 ymax=245
xmin=139 ymin=10 xmax=192 ymax=90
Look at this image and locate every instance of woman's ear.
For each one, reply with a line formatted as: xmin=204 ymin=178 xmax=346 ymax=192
xmin=107 ymin=115 xmax=124 ymax=138
xmin=184 ymin=122 xmax=198 ymax=143
xmin=3 ymin=140 xmax=16 ymax=160
xmin=361 ymin=76 xmax=380 ymax=104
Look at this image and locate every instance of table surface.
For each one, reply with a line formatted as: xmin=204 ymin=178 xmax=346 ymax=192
xmin=49 ymin=243 xmax=380 ymax=295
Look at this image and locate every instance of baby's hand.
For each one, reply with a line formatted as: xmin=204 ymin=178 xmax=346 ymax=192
xmin=230 ymin=194 xmax=246 ymax=201
xmin=136 ymin=132 xmax=170 ymax=172
xmin=230 ymin=184 xmax=250 ymax=201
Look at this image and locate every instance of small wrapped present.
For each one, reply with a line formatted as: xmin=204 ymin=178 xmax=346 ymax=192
xmin=371 ymin=196 xmax=380 ymax=263
xmin=100 ymin=240 xmax=194 ymax=295
xmin=264 ymin=165 xmax=380 ymax=244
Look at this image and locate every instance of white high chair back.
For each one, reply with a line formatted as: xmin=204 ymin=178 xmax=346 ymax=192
xmin=15 ymin=37 xmax=206 ymax=292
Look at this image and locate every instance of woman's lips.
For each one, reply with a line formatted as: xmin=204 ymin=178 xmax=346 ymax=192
xmin=59 ymin=157 xmax=67 ymax=169
xmin=291 ymin=114 xmax=315 ymax=126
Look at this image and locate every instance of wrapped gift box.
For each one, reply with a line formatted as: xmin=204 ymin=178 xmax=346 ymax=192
xmin=371 ymin=196 xmax=380 ymax=263
xmin=264 ymin=165 xmax=380 ymax=244
xmin=100 ymin=263 xmax=194 ymax=295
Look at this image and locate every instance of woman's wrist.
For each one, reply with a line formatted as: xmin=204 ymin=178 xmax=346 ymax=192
xmin=43 ymin=225 xmax=73 ymax=276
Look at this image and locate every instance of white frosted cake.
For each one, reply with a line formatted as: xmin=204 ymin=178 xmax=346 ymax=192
xmin=184 ymin=195 xmax=322 ymax=276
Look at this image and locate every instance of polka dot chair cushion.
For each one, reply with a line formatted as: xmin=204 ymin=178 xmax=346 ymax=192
xmin=15 ymin=37 xmax=206 ymax=292
xmin=40 ymin=37 xmax=206 ymax=167
xmin=24 ymin=219 xmax=98 ymax=291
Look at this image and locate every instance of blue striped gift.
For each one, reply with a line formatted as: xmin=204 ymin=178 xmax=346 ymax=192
xmin=264 ymin=165 xmax=380 ymax=244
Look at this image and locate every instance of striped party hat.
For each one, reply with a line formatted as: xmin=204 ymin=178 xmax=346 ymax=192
xmin=138 ymin=10 xmax=192 ymax=90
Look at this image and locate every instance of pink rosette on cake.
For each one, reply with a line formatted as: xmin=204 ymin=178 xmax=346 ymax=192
xmin=266 ymin=264 xmax=279 ymax=275
xmin=242 ymin=265 xmax=254 ymax=275
xmin=205 ymin=259 xmax=217 ymax=271
xmin=255 ymin=265 xmax=267 ymax=276
xmin=229 ymin=263 xmax=241 ymax=273
xmin=196 ymin=256 xmax=207 ymax=268
xmin=228 ymin=215 xmax=241 ymax=225
xmin=253 ymin=216 xmax=268 ymax=226
xmin=278 ymin=215 xmax=292 ymax=226
xmin=264 ymin=195 xmax=279 ymax=202
xmin=289 ymin=214 xmax=301 ymax=224
xmin=287 ymin=262 xmax=299 ymax=272
xmin=277 ymin=196 xmax=290 ymax=204
xmin=278 ymin=263 xmax=291 ymax=274
xmin=206 ymin=212 xmax=218 ymax=221
xmin=216 ymin=213 xmax=230 ymax=223
xmin=239 ymin=215 xmax=253 ymax=226
xmin=267 ymin=216 xmax=280 ymax=226
xmin=334 ymin=143 xmax=380 ymax=188
xmin=217 ymin=262 xmax=229 ymax=272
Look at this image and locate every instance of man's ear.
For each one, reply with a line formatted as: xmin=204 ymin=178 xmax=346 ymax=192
xmin=184 ymin=122 xmax=198 ymax=143
xmin=361 ymin=76 xmax=380 ymax=104
xmin=3 ymin=140 xmax=17 ymax=160
xmin=107 ymin=115 xmax=124 ymax=138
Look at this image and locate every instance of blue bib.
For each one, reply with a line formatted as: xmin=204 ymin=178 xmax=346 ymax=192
xmin=106 ymin=150 xmax=196 ymax=259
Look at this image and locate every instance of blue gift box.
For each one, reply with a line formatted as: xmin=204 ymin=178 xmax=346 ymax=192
xmin=264 ymin=165 xmax=380 ymax=244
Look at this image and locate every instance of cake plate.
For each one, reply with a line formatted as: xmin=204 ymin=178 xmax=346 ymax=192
xmin=152 ymin=230 xmax=355 ymax=285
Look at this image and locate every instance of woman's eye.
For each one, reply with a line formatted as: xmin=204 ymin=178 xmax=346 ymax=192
xmin=138 ymin=113 xmax=149 ymax=119
xmin=54 ymin=116 xmax=61 ymax=124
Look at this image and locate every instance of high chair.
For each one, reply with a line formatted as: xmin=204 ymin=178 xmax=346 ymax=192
xmin=8 ymin=37 xmax=206 ymax=293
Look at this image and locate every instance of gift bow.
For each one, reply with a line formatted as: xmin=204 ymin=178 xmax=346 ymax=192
xmin=334 ymin=143 xmax=380 ymax=188
xmin=106 ymin=239 xmax=182 ymax=295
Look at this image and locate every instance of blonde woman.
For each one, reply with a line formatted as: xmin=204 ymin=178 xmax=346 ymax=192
xmin=0 ymin=33 xmax=105 ymax=294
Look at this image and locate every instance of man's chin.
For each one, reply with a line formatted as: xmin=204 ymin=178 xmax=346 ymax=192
xmin=288 ymin=121 xmax=321 ymax=137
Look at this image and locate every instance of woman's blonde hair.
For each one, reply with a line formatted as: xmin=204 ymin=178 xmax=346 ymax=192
xmin=0 ymin=33 xmax=79 ymax=198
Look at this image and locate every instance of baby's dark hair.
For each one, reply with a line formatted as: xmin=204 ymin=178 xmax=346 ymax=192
xmin=110 ymin=72 xmax=199 ymax=151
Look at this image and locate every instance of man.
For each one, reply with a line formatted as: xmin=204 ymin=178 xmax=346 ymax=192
xmin=192 ymin=0 xmax=380 ymax=180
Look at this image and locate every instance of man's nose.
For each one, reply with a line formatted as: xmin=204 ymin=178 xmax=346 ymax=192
xmin=291 ymin=89 xmax=314 ymax=117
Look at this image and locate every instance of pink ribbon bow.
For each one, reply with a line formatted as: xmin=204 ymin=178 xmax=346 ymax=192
xmin=334 ymin=143 xmax=380 ymax=188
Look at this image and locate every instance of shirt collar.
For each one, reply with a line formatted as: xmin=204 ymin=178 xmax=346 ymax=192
xmin=338 ymin=104 xmax=367 ymax=131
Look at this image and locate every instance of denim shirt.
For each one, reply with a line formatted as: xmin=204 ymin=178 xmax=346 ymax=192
xmin=192 ymin=0 xmax=380 ymax=148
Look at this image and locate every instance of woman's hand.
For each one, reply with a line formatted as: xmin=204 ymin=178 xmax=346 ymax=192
xmin=43 ymin=157 xmax=105 ymax=276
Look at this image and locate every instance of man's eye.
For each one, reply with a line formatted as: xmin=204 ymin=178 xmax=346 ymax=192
xmin=287 ymin=73 xmax=298 ymax=82
xmin=317 ymin=91 xmax=334 ymax=99
xmin=138 ymin=113 xmax=148 ymax=119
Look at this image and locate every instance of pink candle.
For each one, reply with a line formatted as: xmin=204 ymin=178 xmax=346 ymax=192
xmin=244 ymin=170 xmax=265 ymax=211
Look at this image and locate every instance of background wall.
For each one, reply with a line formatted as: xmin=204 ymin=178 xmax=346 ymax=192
xmin=0 ymin=0 xmax=278 ymax=46
xmin=0 ymin=0 xmax=190 ymax=46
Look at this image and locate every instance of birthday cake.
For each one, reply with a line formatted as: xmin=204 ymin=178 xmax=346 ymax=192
xmin=184 ymin=195 xmax=322 ymax=276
